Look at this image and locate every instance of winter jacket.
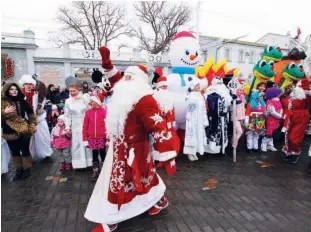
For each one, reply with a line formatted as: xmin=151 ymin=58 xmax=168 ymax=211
xmin=50 ymin=125 xmax=71 ymax=149
xmin=82 ymin=107 xmax=107 ymax=141
xmin=1 ymin=83 xmax=37 ymax=140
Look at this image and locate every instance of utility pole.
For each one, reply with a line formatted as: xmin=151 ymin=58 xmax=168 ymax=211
xmin=196 ymin=1 xmax=203 ymax=42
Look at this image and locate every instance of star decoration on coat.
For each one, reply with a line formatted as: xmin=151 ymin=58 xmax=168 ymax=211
xmin=150 ymin=113 xmax=163 ymax=125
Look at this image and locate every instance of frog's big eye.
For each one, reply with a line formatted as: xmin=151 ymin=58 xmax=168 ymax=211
xmin=268 ymin=61 xmax=274 ymax=66
xmin=259 ymin=60 xmax=267 ymax=67
xmin=288 ymin=62 xmax=296 ymax=69
xmin=268 ymin=46 xmax=273 ymax=51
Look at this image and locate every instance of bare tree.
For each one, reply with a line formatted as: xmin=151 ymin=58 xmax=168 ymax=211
xmin=56 ymin=1 xmax=133 ymax=50
xmin=133 ymin=1 xmax=191 ymax=54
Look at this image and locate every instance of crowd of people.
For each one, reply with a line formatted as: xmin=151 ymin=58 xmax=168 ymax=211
xmin=1 ymin=29 xmax=311 ymax=231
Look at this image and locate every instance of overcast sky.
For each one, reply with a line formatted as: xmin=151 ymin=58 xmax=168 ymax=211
xmin=1 ymin=0 xmax=311 ymax=49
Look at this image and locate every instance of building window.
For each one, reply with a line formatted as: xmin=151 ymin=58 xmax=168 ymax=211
xmin=249 ymin=51 xmax=255 ymax=64
xmin=238 ymin=50 xmax=245 ymax=63
xmin=224 ymin=48 xmax=232 ymax=62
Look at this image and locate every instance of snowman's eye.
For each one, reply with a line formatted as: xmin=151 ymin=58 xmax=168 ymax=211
xmin=195 ymin=51 xmax=198 ymax=56
xmin=185 ymin=50 xmax=190 ymax=55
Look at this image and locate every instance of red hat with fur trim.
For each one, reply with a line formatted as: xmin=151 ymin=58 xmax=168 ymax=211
xmin=124 ymin=65 xmax=148 ymax=81
xmin=156 ymin=76 xmax=167 ymax=88
xmin=297 ymin=78 xmax=310 ymax=91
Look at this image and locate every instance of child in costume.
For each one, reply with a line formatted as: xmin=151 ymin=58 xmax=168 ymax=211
xmin=83 ymin=96 xmax=107 ymax=181
xmin=261 ymin=87 xmax=283 ymax=152
xmin=183 ymin=77 xmax=208 ymax=161
xmin=51 ymin=115 xmax=72 ymax=171
xmin=246 ymin=82 xmax=266 ymax=152
xmin=231 ymin=82 xmax=246 ymax=151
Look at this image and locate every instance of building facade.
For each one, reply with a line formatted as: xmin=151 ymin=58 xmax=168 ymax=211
xmin=2 ymin=30 xmax=309 ymax=87
xmin=1 ymin=30 xmax=170 ymax=86
xmin=200 ymin=33 xmax=302 ymax=82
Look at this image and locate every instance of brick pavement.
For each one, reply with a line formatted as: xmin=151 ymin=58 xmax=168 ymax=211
xmin=2 ymin=139 xmax=311 ymax=232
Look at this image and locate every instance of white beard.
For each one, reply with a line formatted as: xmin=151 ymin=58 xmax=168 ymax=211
xmin=153 ymin=89 xmax=174 ymax=113
xmin=106 ymin=77 xmax=153 ymax=138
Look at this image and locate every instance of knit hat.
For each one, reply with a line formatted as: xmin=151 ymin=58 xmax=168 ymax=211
xmin=265 ymin=87 xmax=283 ymax=100
xmin=65 ymin=76 xmax=81 ymax=88
xmin=19 ymin=74 xmax=36 ymax=86
xmin=52 ymin=105 xmax=58 ymax=110
xmin=58 ymin=115 xmax=65 ymax=122
xmin=156 ymin=76 xmax=167 ymax=88
xmin=172 ymin=31 xmax=196 ymax=41
xmin=90 ymin=95 xmax=101 ymax=106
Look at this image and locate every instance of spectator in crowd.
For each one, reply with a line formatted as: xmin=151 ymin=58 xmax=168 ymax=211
xmin=1 ymin=83 xmax=37 ymax=180
xmin=46 ymin=84 xmax=58 ymax=104
xmin=82 ymin=81 xmax=91 ymax=94
xmin=55 ymin=88 xmax=69 ymax=113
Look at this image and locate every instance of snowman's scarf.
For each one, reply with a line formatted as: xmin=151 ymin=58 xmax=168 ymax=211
xmin=171 ymin=66 xmax=195 ymax=87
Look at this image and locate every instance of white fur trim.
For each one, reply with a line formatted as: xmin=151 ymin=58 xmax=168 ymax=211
xmin=290 ymin=86 xmax=306 ymax=100
xmin=103 ymin=67 xmax=118 ymax=79
xmin=156 ymin=81 xmax=167 ymax=88
xmin=199 ymin=78 xmax=208 ymax=90
xmin=152 ymin=150 xmax=176 ymax=161
xmin=19 ymin=74 xmax=36 ymax=86
xmin=124 ymin=66 xmax=148 ymax=81
xmin=84 ymin=143 xmax=166 ymax=224
xmin=127 ymin=148 xmax=135 ymax=166
xmin=83 ymin=141 xmax=89 ymax=147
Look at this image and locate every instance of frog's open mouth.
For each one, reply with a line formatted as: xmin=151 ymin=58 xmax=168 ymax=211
xmin=283 ymin=71 xmax=305 ymax=80
xmin=253 ymin=70 xmax=273 ymax=80
xmin=262 ymin=55 xmax=281 ymax=62
xmin=181 ymin=58 xmax=199 ymax=66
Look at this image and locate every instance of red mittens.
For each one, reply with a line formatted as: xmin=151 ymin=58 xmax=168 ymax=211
xmin=99 ymin=46 xmax=113 ymax=70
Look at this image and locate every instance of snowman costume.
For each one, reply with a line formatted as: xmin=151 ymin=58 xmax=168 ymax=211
xmin=167 ymin=31 xmax=208 ymax=143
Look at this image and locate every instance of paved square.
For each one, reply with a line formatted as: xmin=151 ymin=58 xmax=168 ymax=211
xmin=2 ymin=140 xmax=311 ymax=232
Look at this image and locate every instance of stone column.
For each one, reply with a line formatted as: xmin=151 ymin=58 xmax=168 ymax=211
xmin=23 ymin=30 xmax=36 ymax=75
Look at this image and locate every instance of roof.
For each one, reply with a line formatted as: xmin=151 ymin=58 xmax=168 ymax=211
xmin=256 ymin=33 xmax=287 ymax=43
xmin=199 ymin=35 xmax=265 ymax=48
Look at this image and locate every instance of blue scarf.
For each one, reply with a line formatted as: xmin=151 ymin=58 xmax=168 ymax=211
xmin=171 ymin=66 xmax=195 ymax=87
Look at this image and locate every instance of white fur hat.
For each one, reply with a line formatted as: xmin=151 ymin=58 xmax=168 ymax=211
xmin=19 ymin=74 xmax=36 ymax=86
xmin=58 ymin=115 xmax=65 ymax=122
xmin=90 ymin=96 xmax=102 ymax=106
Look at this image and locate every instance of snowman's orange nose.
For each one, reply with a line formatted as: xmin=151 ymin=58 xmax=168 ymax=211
xmin=190 ymin=55 xmax=197 ymax=60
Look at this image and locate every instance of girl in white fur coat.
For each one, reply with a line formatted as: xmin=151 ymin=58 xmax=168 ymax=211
xmin=184 ymin=77 xmax=209 ymax=161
